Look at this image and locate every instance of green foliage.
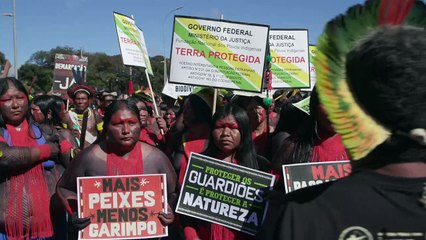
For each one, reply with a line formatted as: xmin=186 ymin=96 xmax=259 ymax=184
xmin=18 ymin=64 xmax=53 ymax=94
xmin=19 ymin=46 xmax=168 ymax=96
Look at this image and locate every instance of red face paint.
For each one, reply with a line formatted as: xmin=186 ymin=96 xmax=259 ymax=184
xmin=106 ymin=108 xmax=141 ymax=149
xmin=30 ymin=103 xmax=45 ymax=124
xmin=214 ymin=122 xmax=240 ymax=130
xmin=0 ymin=85 xmax=28 ymax=126
xmin=212 ymin=115 xmax=241 ymax=154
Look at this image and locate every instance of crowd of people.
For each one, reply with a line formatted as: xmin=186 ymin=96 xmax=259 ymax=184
xmin=1 ymin=0 xmax=425 ymax=239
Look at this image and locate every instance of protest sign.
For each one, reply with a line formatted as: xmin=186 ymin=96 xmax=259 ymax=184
xmin=53 ymin=54 xmax=88 ymax=99
xmin=176 ymin=153 xmax=275 ymax=236
xmin=233 ymin=89 xmax=276 ymax=98
xmin=162 ymin=82 xmax=193 ymax=99
xmin=292 ymin=96 xmax=311 ymax=115
xmin=308 ymin=45 xmax=317 ymax=91
xmin=77 ymin=174 xmax=168 ymax=240
xmin=269 ymin=29 xmax=310 ymax=89
xmin=282 ymin=161 xmax=351 ymax=193
xmin=113 ymin=12 xmax=146 ymax=68
xmin=169 ymin=16 xmax=269 ymax=92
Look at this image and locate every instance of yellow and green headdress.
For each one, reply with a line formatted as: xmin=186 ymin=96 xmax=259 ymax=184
xmin=315 ymin=0 xmax=426 ymax=160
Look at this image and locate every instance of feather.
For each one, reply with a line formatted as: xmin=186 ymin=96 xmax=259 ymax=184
xmin=379 ymin=0 xmax=415 ymax=25
xmin=315 ymin=0 xmax=426 ymax=160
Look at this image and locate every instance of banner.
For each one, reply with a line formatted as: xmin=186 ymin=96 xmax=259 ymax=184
xmin=282 ymin=161 xmax=351 ymax=193
xmin=233 ymin=89 xmax=276 ymax=98
xmin=138 ymin=28 xmax=154 ymax=76
xmin=269 ymin=29 xmax=310 ymax=89
xmin=77 ymin=174 xmax=168 ymax=240
xmin=113 ymin=12 xmax=146 ymax=68
xmin=169 ymin=16 xmax=269 ymax=92
xmin=308 ymin=45 xmax=317 ymax=91
xmin=53 ymin=54 xmax=88 ymax=99
xmin=176 ymin=153 xmax=275 ymax=236
xmin=162 ymin=82 xmax=193 ymax=99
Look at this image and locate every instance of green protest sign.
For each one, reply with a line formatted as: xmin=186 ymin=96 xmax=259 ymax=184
xmin=293 ymin=96 xmax=311 ymax=115
xmin=269 ymin=29 xmax=310 ymax=88
xmin=176 ymin=153 xmax=275 ymax=236
xmin=169 ymin=16 xmax=269 ymax=92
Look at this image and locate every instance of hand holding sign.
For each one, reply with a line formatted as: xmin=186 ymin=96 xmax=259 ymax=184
xmin=158 ymin=204 xmax=174 ymax=226
xmin=69 ymin=212 xmax=91 ymax=232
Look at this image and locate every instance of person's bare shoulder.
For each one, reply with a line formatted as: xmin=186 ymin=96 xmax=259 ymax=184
xmin=59 ymin=128 xmax=78 ymax=148
xmin=72 ymin=143 xmax=106 ymax=175
xmin=142 ymin=142 xmax=167 ymax=161
xmin=141 ymin=142 xmax=172 ymax=172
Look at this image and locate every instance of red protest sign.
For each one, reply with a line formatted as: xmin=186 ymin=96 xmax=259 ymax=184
xmin=77 ymin=174 xmax=168 ymax=239
xmin=282 ymin=161 xmax=352 ymax=193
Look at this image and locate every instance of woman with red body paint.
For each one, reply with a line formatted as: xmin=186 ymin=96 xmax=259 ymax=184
xmin=0 ymin=77 xmax=69 ymax=240
xmin=56 ymin=100 xmax=177 ymax=239
xmin=182 ymin=104 xmax=259 ymax=240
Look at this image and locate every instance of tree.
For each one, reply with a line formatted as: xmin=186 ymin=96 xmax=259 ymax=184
xmin=27 ymin=46 xmax=78 ymax=69
xmin=18 ymin=64 xmax=53 ymax=94
xmin=19 ymin=46 xmax=167 ymax=98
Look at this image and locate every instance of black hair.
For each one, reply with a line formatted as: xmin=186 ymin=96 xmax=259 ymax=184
xmin=346 ymin=26 xmax=426 ymax=163
xmin=31 ymin=95 xmax=54 ymax=123
xmin=274 ymin=95 xmax=311 ymax=135
xmin=52 ymin=95 xmax=66 ymax=126
xmin=128 ymin=95 xmax=153 ymax=115
xmin=186 ymin=94 xmax=212 ymax=125
xmin=275 ymin=88 xmax=321 ymax=164
xmin=347 ymin=26 xmax=426 ymax=132
xmin=103 ymin=100 xmax=141 ymax=129
xmin=203 ymin=104 xmax=259 ymax=169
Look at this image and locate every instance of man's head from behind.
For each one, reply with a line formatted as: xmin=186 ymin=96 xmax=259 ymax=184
xmin=346 ymin=26 xmax=426 ymax=161
xmin=347 ymin=26 xmax=426 ymax=135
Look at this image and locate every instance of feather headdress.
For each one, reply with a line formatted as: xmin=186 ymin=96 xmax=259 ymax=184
xmin=315 ymin=0 xmax=426 ymax=160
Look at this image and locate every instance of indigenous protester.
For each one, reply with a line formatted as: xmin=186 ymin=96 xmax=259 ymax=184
xmin=163 ymin=106 xmax=176 ymax=129
xmin=31 ymin=95 xmax=78 ymax=157
xmin=0 ymin=77 xmax=69 ymax=239
xmin=56 ymin=100 xmax=177 ymax=237
xmin=30 ymin=94 xmax=76 ymax=239
xmin=164 ymin=88 xmax=215 ymax=186
xmin=258 ymin=1 xmax=426 ymax=239
xmin=128 ymin=94 xmax=163 ymax=146
xmin=51 ymin=95 xmax=79 ymax=149
xmin=271 ymin=95 xmax=311 ymax=151
xmin=272 ymin=89 xmax=347 ymax=161
xmin=182 ymin=104 xmax=259 ymax=240
xmin=96 ymin=91 xmax=117 ymax=119
xmin=270 ymin=88 xmax=348 ymax=188
xmin=243 ymin=96 xmax=274 ymax=159
xmin=64 ymin=83 xmax=102 ymax=149
xmin=269 ymin=95 xmax=311 ymax=168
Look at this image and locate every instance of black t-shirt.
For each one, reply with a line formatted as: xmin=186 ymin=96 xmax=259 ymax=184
xmin=258 ymin=170 xmax=426 ymax=240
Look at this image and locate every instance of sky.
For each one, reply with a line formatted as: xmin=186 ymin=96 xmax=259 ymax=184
xmin=0 ymin=0 xmax=365 ymax=68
